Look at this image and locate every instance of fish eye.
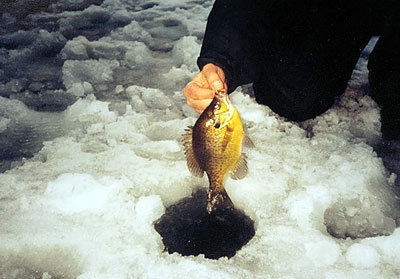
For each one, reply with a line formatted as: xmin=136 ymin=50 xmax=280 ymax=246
xmin=214 ymin=122 xmax=220 ymax=128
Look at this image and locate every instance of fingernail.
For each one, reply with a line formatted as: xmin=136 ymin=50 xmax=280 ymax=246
xmin=212 ymin=81 xmax=223 ymax=90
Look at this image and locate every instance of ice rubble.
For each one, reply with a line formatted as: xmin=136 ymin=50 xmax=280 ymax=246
xmin=1 ymin=0 xmax=400 ymax=278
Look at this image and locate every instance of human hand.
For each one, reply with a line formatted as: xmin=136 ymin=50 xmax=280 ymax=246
xmin=183 ymin=63 xmax=227 ymax=114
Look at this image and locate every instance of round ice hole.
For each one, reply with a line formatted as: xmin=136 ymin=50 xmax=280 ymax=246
xmin=154 ymin=188 xmax=255 ymax=259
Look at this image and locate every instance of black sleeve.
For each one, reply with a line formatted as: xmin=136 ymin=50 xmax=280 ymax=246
xmin=367 ymin=0 xmax=400 ymax=136
xmin=197 ymin=0 xmax=259 ymax=93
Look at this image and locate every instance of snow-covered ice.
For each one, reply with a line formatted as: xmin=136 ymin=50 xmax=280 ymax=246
xmin=0 ymin=0 xmax=400 ymax=278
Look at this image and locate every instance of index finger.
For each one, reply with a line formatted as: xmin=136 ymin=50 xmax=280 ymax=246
xmin=184 ymin=81 xmax=215 ymax=100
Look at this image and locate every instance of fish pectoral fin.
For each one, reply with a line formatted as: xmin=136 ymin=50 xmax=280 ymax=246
xmin=182 ymin=126 xmax=204 ymax=177
xmin=229 ymin=153 xmax=248 ymax=180
xmin=243 ymin=134 xmax=255 ymax=148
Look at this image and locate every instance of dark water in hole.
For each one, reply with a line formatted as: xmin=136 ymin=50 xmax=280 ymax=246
xmin=154 ymin=188 xmax=255 ymax=260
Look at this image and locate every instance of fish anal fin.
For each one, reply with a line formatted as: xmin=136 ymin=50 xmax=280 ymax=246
xmin=243 ymin=134 xmax=255 ymax=148
xmin=182 ymin=126 xmax=204 ymax=177
xmin=230 ymin=153 xmax=248 ymax=180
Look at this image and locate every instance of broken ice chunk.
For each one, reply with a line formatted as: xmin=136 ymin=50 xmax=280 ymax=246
xmin=324 ymin=198 xmax=396 ymax=239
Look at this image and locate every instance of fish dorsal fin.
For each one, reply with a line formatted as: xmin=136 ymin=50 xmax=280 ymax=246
xmin=243 ymin=134 xmax=255 ymax=148
xmin=182 ymin=126 xmax=204 ymax=177
xmin=230 ymin=153 xmax=248 ymax=180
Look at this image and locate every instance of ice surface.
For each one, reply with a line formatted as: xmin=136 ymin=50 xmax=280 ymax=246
xmin=43 ymin=173 xmax=113 ymax=214
xmin=345 ymin=243 xmax=380 ymax=268
xmin=0 ymin=97 xmax=68 ymax=171
xmin=1 ymin=0 xmax=400 ymax=279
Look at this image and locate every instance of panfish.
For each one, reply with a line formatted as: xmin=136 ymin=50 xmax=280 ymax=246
xmin=183 ymin=89 xmax=253 ymax=213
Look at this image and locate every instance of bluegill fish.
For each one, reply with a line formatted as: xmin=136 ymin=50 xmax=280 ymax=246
xmin=183 ymin=90 xmax=253 ymax=213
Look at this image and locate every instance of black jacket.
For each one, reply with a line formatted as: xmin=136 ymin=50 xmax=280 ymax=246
xmin=197 ymin=0 xmax=394 ymax=95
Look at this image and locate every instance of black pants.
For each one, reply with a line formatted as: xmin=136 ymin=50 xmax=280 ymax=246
xmin=247 ymin=1 xmax=400 ymax=132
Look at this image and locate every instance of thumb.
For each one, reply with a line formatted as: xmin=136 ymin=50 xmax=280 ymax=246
xmin=202 ymin=63 xmax=226 ymax=91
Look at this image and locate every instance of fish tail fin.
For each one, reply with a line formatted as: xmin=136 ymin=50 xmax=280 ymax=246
xmin=206 ymin=187 xmax=234 ymax=214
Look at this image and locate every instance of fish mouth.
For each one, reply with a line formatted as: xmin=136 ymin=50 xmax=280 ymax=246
xmin=215 ymin=89 xmax=227 ymax=97
xmin=213 ymin=89 xmax=234 ymax=128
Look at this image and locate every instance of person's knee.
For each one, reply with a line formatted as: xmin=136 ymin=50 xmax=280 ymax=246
xmin=283 ymin=100 xmax=335 ymax=122
xmin=254 ymin=86 xmax=335 ymax=122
